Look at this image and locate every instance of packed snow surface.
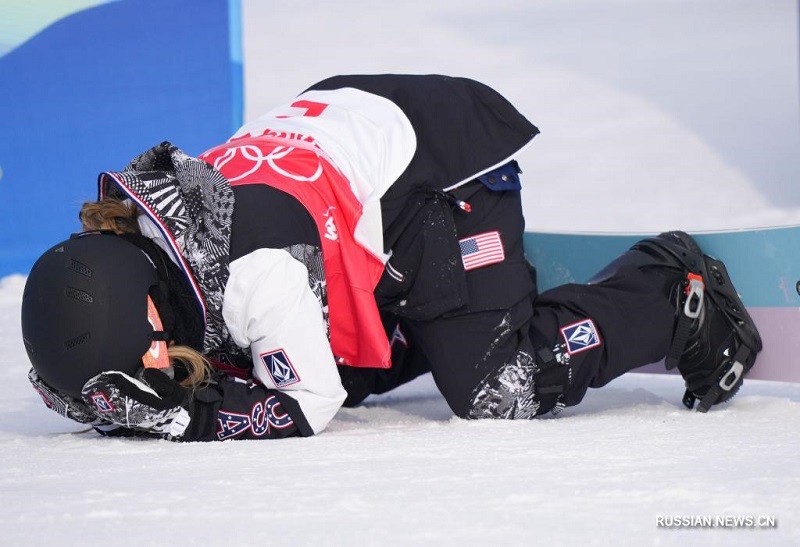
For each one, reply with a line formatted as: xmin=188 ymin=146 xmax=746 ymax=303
xmin=2 ymin=1 xmax=799 ymax=545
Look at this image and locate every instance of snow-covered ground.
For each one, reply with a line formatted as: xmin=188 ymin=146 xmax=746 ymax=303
xmin=2 ymin=1 xmax=799 ymax=545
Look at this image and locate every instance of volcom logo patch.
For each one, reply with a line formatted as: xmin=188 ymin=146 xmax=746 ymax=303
xmin=260 ymin=349 xmax=300 ymax=387
xmin=91 ymin=393 xmax=115 ymax=412
xmin=560 ymin=319 xmax=602 ymax=355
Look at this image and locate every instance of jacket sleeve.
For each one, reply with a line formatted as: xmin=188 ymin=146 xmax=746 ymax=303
xmin=184 ymin=375 xmax=312 ymax=441
xmin=219 ymin=248 xmax=346 ymax=438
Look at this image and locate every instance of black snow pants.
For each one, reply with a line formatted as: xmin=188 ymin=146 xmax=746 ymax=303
xmin=339 ymin=168 xmax=677 ymax=418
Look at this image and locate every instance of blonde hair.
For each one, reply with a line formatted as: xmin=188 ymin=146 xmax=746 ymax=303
xmin=80 ymin=198 xmax=213 ymax=388
xmin=80 ymin=197 xmax=141 ymax=235
xmin=169 ymin=345 xmax=214 ymax=389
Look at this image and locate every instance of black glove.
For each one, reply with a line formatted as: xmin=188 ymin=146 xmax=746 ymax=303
xmin=81 ymin=368 xmax=192 ymax=441
xmin=29 ymin=368 xmax=107 ymax=426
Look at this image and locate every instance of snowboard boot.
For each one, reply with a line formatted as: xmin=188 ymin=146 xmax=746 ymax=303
xmin=631 ymin=231 xmax=762 ymax=412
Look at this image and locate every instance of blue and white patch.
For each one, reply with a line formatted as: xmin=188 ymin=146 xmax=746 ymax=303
xmin=260 ymin=349 xmax=301 ymax=388
xmin=90 ymin=392 xmax=115 ymax=413
xmin=560 ymin=319 xmax=602 ymax=355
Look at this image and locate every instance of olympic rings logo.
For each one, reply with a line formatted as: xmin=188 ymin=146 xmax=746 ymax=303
xmin=211 ymin=143 xmax=324 ymax=183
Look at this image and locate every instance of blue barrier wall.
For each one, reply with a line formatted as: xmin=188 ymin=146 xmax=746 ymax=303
xmin=0 ymin=0 xmax=242 ymax=276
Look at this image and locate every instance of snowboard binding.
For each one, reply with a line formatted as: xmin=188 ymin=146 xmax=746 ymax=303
xmin=632 ymin=232 xmax=763 ymax=412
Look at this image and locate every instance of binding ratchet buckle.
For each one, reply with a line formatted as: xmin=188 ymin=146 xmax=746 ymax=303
xmin=683 ymin=273 xmax=705 ymax=319
xmin=686 ymin=345 xmax=749 ymax=413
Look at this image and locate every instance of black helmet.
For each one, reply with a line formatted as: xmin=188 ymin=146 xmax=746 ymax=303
xmin=21 ymin=232 xmax=167 ymax=398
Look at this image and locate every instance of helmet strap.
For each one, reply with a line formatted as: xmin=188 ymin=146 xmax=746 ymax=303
xmin=143 ymin=294 xmax=171 ymax=370
xmin=119 ymin=233 xmax=204 ymax=351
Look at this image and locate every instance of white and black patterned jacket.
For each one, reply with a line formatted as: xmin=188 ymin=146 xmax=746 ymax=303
xmin=98 ymin=74 xmax=537 ymax=441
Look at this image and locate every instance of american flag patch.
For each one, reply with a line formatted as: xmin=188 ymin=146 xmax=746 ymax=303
xmin=459 ymin=231 xmax=505 ymax=271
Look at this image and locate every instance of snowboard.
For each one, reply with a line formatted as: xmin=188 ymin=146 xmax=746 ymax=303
xmin=523 ymin=227 xmax=800 ymax=383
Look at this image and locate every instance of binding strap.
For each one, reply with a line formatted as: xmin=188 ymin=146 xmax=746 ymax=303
xmin=665 ymin=273 xmax=704 ymax=370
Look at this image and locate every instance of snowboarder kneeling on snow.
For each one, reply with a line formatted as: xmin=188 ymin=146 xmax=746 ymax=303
xmin=21 ymin=74 xmax=762 ymax=442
